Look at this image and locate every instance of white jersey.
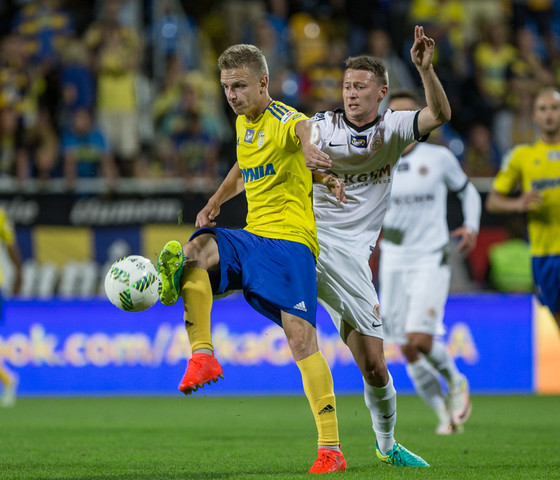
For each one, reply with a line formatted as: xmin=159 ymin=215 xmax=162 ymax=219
xmin=380 ymin=142 xmax=469 ymax=267
xmin=312 ymin=108 xmax=423 ymax=257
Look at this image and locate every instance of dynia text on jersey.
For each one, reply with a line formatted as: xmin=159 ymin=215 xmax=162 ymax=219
xmin=240 ymin=163 xmax=277 ymax=183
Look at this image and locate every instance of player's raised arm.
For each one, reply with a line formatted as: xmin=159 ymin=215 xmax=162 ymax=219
xmin=411 ymin=25 xmax=452 ymax=136
xmin=195 ymin=162 xmax=244 ymax=228
xmin=295 ymin=119 xmax=332 ymax=171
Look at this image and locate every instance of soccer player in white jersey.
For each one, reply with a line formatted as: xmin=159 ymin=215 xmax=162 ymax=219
xmin=380 ymin=89 xmax=481 ymax=435
xmin=302 ymin=26 xmax=451 ymax=467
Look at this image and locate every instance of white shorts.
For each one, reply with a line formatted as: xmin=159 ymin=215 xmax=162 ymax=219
xmin=379 ymin=254 xmax=451 ymax=344
xmin=316 ymin=239 xmax=383 ymax=343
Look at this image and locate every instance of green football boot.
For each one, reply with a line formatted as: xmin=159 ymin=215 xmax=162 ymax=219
xmin=157 ymin=240 xmax=185 ymax=306
xmin=376 ymin=442 xmax=430 ymax=467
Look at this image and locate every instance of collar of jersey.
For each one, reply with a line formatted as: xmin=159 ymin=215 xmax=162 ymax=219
xmin=340 ymin=108 xmax=381 ymax=133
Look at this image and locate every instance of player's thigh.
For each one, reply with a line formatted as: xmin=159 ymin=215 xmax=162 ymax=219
xmin=406 ymin=264 xmax=451 ymax=336
xmin=317 ymin=243 xmax=382 ymax=341
xmin=184 ymin=233 xmax=220 ymax=270
xmin=378 ymin=266 xmax=410 ymax=344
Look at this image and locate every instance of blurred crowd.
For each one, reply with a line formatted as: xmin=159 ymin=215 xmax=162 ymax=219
xmin=0 ymin=0 xmax=559 ymax=192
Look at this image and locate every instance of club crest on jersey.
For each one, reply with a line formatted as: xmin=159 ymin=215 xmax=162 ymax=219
xmin=370 ymin=136 xmax=384 ymax=151
xmin=373 ymin=304 xmax=381 ymax=320
xmin=257 ymin=131 xmax=265 ymax=148
xmin=548 ymin=150 xmax=560 ymax=161
xmin=419 ymin=165 xmax=429 ymax=175
xmin=244 ymin=129 xmax=255 ymax=143
xmin=351 ymin=135 xmax=368 ymax=148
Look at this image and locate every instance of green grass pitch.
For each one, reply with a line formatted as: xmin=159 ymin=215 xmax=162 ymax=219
xmin=1 ymin=394 xmax=559 ymax=479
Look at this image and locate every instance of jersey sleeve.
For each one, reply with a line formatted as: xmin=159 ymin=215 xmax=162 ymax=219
xmin=442 ymin=148 xmax=469 ymax=192
xmin=385 ymin=109 xmax=421 ymax=147
xmin=493 ymin=147 xmax=522 ymax=194
xmin=276 ymin=110 xmax=309 ymax=153
xmin=310 ymin=111 xmax=333 ymax=150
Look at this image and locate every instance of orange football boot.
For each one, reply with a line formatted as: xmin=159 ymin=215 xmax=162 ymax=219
xmin=308 ymin=447 xmax=347 ymax=474
xmin=179 ymin=352 xmax=224 ymax=395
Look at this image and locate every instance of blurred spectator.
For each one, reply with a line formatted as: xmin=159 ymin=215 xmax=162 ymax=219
xmin=59 ymin=38 xmax=96 ymax=128
xmin=408 ymin=0 xmax=467 ymax=76
xmin=0 ymin=34 xmax=34 ymax=128
xmin=12 ymin=0 xmax=74 ymax=66
xmin=0 ymin=100 xmax=26 ymax=181
xmin=152 ymin=75 xmax=219 ymax=186
xmin=61 ymin=107 xmax=117 ymax=191
xmin=493 ymin=89 xmax=538 ymax=156
xmin=151 ymin=0 xmax=201 ymax=85
xmin=511 ymin=0 xmax=556 ymax=62
xmin=304 ymin=38 xmax=345 ymax=113
xmin=222 ymin=0 xmax=266 ymax=45
xmin=21 ymin=109 xmax=59 ymax=186
xmin=506 ymin=27 xmax=555 ymax=110
xmin=369 ymin=28 xmax=417 ymax=113
xmin=461 ymin=123 xmax=501 ymax=177
xmin=289 ymin=12 xmax=329 ymax=73
xmin=85 ymin=0 xmax=142 ymax=177
xmin=473 ymin=20 xmax=517 ymax=112
xmin=487 ymin=215 xmax=532 ymax=293
xmin=344 ymin=0 xmax=390 ymax=56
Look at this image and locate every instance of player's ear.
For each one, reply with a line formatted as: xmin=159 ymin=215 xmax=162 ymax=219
xmin=378 ymin=85 xmax=389 ymax=101
xmin=260 ymin=75 xmax=269 ymax=94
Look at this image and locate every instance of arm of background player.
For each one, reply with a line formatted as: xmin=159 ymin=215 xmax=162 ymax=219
xmin=295 ymin=119 xmax=332 ymax=171
xmin=7 ymin=240 xmax=22 ymax=295
xmin=450 ymin=182 xmax=481 ymax=253
xmin=485 ymin=189 xmax=543 ymax=214
xmin=410 ymin=25 xmax=452 ymax=136
xmin=195 ymin=162 xmax=244 ymax=228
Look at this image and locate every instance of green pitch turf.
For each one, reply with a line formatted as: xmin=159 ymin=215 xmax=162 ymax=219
xmin=1 ymin=394 xmax=559 ymax=479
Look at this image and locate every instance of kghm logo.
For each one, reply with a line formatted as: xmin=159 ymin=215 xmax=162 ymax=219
xmin=110 ymin=267 xmax=129 ymax=286
xmin=240 ymin=163 xmax=276 ymax=183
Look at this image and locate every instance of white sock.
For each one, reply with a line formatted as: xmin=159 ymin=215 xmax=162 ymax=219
xmin=363 ymin=374 xmax=396 ymax=455
xmin=425 ymin=340 xmax=461 ymax=386
xmin=406 ymin=357 xmax=451 ymax=424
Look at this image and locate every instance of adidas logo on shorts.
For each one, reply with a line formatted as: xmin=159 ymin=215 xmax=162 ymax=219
xmin=293 ymin=301 xmax=307 ymax=312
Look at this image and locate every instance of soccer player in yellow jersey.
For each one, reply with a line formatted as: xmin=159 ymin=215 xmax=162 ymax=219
xmin=0 ymin=207 xmax=22 ymax=407
xmin=486 ymin=87 xmax=560 ymax=331
xmin=157 ymin=44 xmax=346 ymax=473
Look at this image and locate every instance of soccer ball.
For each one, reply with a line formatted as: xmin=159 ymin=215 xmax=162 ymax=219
xmin=104 ymin=255 xmax=160 ymax=312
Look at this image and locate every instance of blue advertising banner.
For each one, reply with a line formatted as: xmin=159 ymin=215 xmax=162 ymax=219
xmin=0 ymin=293 xmax=533 ymax=396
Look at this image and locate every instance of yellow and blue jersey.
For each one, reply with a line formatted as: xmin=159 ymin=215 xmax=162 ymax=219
xmin=235 ymin=100 xmax=319 ymax=258
xmin=0 ymin=208 xmax=15 ymax=286
xmin=493 ymin=140 xmax=560 ymax=256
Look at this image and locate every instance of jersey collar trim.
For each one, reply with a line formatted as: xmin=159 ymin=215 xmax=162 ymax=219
xmin=341 ymin=109 xmax=381 ymax=132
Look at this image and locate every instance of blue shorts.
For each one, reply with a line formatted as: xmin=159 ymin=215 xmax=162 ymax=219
xmin=532 ymin=256 xmax=560 ymax=313
xmin=190 ymin=228 xmax=318 ymax=327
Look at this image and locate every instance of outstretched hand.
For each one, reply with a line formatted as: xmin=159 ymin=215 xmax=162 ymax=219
xmin=196 ymin=201 xmax=221 ymax=228
xmin=322 ymin=174 xmax=347 ymax=204
xmin=410 ymin=25 xmax=435 ymax=70
xmin=450 ymin=226 xmax=477 ymax=254
xmin=303 ymin=142 xmax=332 ymax=172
